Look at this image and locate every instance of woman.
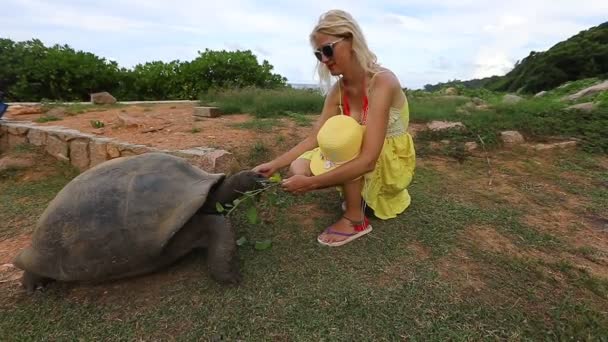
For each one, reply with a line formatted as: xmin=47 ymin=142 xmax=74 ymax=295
xmin=253 ymin=9 xmax=415 ymax=246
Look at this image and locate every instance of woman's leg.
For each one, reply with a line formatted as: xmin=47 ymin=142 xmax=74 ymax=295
xmin=289 ymin=158 xmax=312 ymax=177
xmin=318 ymin=177 xmax=367 ymax=244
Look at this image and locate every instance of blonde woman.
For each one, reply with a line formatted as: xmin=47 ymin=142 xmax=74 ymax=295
xmin=253 ymin=9 xmax=415 ymax=246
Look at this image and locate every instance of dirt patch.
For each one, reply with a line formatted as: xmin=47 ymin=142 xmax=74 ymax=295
xmin=407 ymin=241 xmax=431 ymax=260
xmin=436 ymin=248 xmax=486 ymax=293
xmin=0 ymin=234 xmax=30 ymax=289
xmin=286 ymin=203 xmax=327 ymax=234
xmin=464 ymin=226 xmax=520 ymax=255
xmin=6 ymin=104 xmax=311 ymax=164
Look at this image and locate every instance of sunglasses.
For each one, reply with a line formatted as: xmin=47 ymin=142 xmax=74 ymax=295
xmin=314 ymin=37 xmax=345 ymax=62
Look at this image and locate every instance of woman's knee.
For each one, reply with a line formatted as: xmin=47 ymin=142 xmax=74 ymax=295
xmin=289 ymin=158 xmax=312 ymax=177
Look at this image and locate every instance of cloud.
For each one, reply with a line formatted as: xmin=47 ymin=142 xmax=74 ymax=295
xmin=2 ymin=0 xmax=607 ymax=88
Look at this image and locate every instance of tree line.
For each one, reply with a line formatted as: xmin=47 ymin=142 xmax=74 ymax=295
xmin=0 ymin=38 xmax=287 ymax=102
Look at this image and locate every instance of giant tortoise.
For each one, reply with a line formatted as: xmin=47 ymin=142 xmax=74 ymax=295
xmin=13 ymin=152 xmax=265 ymax=293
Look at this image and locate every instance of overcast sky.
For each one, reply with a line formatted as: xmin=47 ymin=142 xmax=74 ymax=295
xmin=3 ymin=0 xmax=607 ymax=89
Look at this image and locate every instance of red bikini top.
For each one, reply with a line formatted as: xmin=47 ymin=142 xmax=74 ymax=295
xmin=340 ymin=80 xmax=369 ymax=125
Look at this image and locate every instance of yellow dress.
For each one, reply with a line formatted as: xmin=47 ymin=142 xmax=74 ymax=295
xmin=300 ymin=76 xmax=416 ymax=220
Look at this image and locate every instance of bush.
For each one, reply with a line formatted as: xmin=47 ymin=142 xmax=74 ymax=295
xmin=0 ymin=39 xmax=288 ymax=102
xmin=200 ymin=87 xmax=324 ymax=118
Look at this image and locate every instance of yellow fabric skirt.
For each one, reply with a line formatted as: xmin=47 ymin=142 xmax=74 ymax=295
xmin=298 ymin=132 xmax=416 ymax=220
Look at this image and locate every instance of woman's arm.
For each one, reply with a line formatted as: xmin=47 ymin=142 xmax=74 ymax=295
xmin=282 ymin=72 xmax=398 ymax=191
xmin=254 ymin=83 xmax=341 ymax=172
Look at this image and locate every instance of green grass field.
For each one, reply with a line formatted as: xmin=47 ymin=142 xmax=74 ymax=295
xmin=1 ymin=140 xmax=607 ymax=340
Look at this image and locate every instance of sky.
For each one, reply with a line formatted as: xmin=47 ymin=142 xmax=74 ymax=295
xmin=2 ymin=0 xmax=607 ymax=89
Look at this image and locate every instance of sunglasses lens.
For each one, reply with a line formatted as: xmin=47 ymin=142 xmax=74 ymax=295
xmin=314 ymin=51 xmax=323 ymax=61
xmin=322 ymin=45 xmax=334 ymax=58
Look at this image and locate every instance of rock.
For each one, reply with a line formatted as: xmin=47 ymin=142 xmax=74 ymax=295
xmin=27 ymin=129 xmax=47 ymax=146
xmin=534 ymin=91 xmax=548 ymax=98
xmin=90 ymin=91 xmax=117 ymax=105
xmin=194 ymin=107 xmax=221 ymax=118
xmin=107 ymin=144 xmax=121 ymax=159
xmin=426 ymin=121 xmax=465 ymax=131
xmin=441 ymin=87 xmax=459 ymax=96
xmin=45 ymin=107 xmax=67 ymax=118
xmin=464 ymin=142 xmax=478 ymax=152
xmin=51 ymin=128 xmax=93 ymax=142
xmin=471 ymin=97 xmax=485 ymax=105
xmin=500 ymin=131 xmax=525 ymax=145
xmin=6 ymin=105 xmax=42 ymax=116
xmin=502 ymin=94 xmax=523 ymax=104
xmin=46 ymin=135 xmax=69 ymax=161
xmin=7 ymin=125 xmax=30 ymax=136
xmin=116 ymin=113 xmax=144 ymax=128
xmin=0 ymin=156 xmax=35 ymax=171
xmin=533 ymin=141 xmax=578 ymax=151
xmin=563 ymin=80 xmax=608 ymax=101
xmin=7 ymin=134 xmax=27 ymax=148
xmin=566 ymin=102 xmax=597 ymax=112
xmin=0 ymin=126 xmax=7 ymax=151
xmin=173 ymin=147 xmax=240 ymax=173
xmin=70 ymin=139 xmax=90 ymax=171
xmin=118 ymin=143 xmax=152 ymax=157
xmin=89 ymin=138 xmax=112 ymax=167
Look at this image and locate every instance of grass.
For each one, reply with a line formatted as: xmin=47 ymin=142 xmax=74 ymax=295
xmin=200 ymin=87 xmax=324 ymax=118
xmin=229 ymin=118 xmax=283 ymax=132
xmin=35 ymin=115 xmax=61 ymax=123
xmin=41 ymin=102 xmax=126 ymax=115
xmin=1 ymin=88 xmax=608 ymax=339
xmin=0 ymin=145 xmax=79 ymax=238
xmin=2 ymin=151 xmax=607 ymax=339
xmin=411 ymin=90 xmax=608 ymax=153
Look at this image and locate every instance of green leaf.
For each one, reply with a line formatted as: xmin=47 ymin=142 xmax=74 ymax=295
xmin=232 ymin=198 xmax=241 ymax=206
xmin=215 ymin=202 xmax=224 ymax=213
xmin=269 ymin=173 xmax=282 ymax=183
xmin=246 ymin=205 xmax=258 ymax=224
xmin=236 ymin=236 xmax=248 ymax=246
xmin=254 ymin=240 xmax=272 ymax=251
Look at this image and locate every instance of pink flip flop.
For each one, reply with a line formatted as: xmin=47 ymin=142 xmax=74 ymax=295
xmin=317 ymin=216 xmax=373 ymax=247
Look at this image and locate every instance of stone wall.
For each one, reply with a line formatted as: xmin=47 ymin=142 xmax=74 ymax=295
xmin=0 ymin=121 xmax=239 ymax=173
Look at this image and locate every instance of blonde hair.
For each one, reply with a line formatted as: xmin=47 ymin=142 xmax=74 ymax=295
xmin=310 ymin=10 xmax=382 ymax=91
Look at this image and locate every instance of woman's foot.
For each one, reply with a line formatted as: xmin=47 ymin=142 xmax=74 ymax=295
xmin=317 ymin=215 xmax=372 ymax=247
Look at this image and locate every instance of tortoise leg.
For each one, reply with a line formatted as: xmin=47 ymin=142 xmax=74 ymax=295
xmin=21 ymin=271 xmax=54 ymax=294
xmin=205 ymin=215 xmax=241 ymax=284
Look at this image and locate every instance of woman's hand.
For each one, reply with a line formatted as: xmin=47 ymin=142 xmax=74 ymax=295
xmin=252 ymin=161 xmax=279 ymax=178
xmin=281 ymin=175 xmax=316 ymax=194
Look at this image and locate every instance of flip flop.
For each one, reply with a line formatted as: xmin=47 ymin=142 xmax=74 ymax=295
xmin=317 ymin=216 xmax=373 ymax=247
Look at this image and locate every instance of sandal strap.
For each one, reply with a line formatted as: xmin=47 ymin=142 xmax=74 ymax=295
xmin=342 ymin=215 xmax=370 ymax=232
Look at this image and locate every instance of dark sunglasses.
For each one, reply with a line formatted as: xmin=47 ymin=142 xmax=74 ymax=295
xmin=314 ymin=37 xmax=345 ymax=62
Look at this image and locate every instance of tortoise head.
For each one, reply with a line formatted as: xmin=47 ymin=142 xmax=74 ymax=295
xmin=211 ymin=170 xmax=267 ymax=206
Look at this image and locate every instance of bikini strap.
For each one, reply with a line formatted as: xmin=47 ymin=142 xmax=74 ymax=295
xmin=338 ymin=79 xmax=344 ymax=115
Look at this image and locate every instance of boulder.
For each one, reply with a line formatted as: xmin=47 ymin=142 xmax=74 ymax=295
xmin=566 ymin=102 xmax=597 ymax=112
xmin=500 ymin=131 xmax=525 ymax=145
xmin=194 ymin=107 xmax=221 ymax=119
xmin=502 ymin=94 xmax=523 ymax=104
xmin=443 ymin=87 xmax=459 ymax=96
xmin=0 ymin=156 xmax=35 ymax=171
xmin=464 ymin=142 xmax=478 ymax=152
xmin=563 ymin=80 xmax=608 ymax=102
xmin=426 ymin=121 xmax=465 ymax=131
xmin=533 ymin=141 xmax=577 ymax=151
xmin=90 ymin=92 xmax=117 ymax=105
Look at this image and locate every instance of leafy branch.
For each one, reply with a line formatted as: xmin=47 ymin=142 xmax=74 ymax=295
xmin=215 ymin=172 xmax=282 ymax=224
